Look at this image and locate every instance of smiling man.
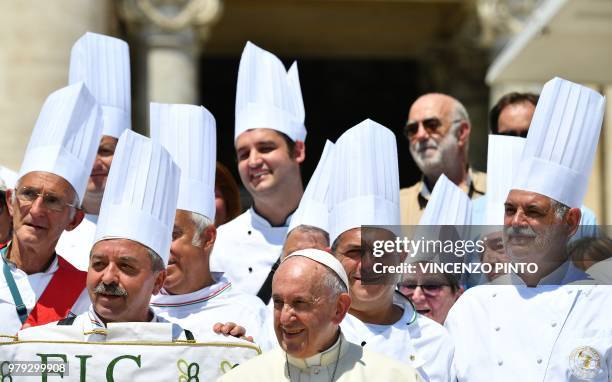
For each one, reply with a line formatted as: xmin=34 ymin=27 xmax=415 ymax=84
xmin=56 ymin=32 xmax=132 ymax=271
xmin=209 ymin=42 xmax=306 ymax=303
xmin=328 ymin=120 xmax=454 ymax=382
xmin=218 ymin=248 xmax=422 ymax=382
xmin=446 ymin=77 xmax=612 ymax=382
xmin=35 ymin=129 xmax=192 ymax=341
xmin=148 ymin=103 xmax=272 ymax=348
xmin=400 ymin=93 xmax=485 ymax=225
xmin=0 ymin=82 xmax=102 ymax=335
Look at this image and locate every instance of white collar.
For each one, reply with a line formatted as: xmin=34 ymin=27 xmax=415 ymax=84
xmin=286 ymin=332 xmax=346 ymax=369
xmin=87 ymin=304 xmax=159 ymax=328
xmin=152 ymin=277 xmax=232 ymax=306
xmin=249 ymin=206 xmax=293 ymax=228
xmin=509 ymin=261 xmax=590 ymax=287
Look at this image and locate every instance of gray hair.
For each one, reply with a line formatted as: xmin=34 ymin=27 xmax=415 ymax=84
xmin=147 ymin=247 xmax=166 ymax=273
xmin=321 ymin=267 xmax=348 ymax=299
xmin=190 ymin=211 xmax=213 ymax=247
xmin=551 ymin=199 xmax=571 ymax=221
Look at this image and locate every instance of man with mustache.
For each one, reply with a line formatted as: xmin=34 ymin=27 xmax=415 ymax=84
xmin=445 ymin=77 xmax=612 ymax=381
xmin=218 ymin=248 xmax=423 ymax=381
xmin=148 ymin=103 xmax=273 ymax=348
xmin=56 ymin=32 xmax=132 ymax=271
xmin=0 ymin=82 xmax=102 ymax=335
xmin=209 ymin=42 xmax=306 ymax=304
xmin=399 ymin=93 xmax=485 ymax=225
xmin=21 ymin=130 xmax=190 ymax=341
xmin=329 ymin=120 xmax=454 ymax=382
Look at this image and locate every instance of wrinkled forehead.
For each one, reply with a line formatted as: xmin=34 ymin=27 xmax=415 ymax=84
xmin=409 ymin=94 xmax=455 ymax=121
xmin=91 ymin=238 xmax=151 ymax=261
xmin=505 ymin=189 xmax=554 ymax=209
xmin=18 ymin=171 xmax=75 ymax=197
xmin=274 ymin=257 xmax=327 ymax=292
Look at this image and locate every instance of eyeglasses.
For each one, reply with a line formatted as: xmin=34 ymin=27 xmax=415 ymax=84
xmin=15 ymin=186 xmax=77 ymax=212
xmin=403 ymin=118 xmax=463 ymax=139
xmin=397 ymin=283 xmax=449 ymax=297
xmin=497 ymin=130 xmax=528 ymax=138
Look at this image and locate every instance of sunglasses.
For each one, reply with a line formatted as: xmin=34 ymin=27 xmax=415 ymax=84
xmin=403 ymin=118 xmax=463 ymax=139
xmin=397 ymin=283 xmax=449 ymax=297
xmin=0 ymin=191 xmax=5 ymax=214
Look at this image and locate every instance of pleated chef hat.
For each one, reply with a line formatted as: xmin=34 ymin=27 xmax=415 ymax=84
xmin=18 ymin=82 xmax=102 ymax=204
xmin=94 ymin=130 xmax=180 ymax=264
xmin=235 ymin=41 xmax=306 ymax=143
xmin=485 ymin=135 xmax=525 ymax=225
xmin=287 ymin=140 xmax=335 ymax=234
xmin=150 ymin=103 xmax=217 ymax=220
xmin=419 ymin=174 xmax=472 ymax=226
xmin=511 ymin=77 xmax=605 ymax=208
xmin=328 ymin=119 xmax=400 ymax=243
xmin=69 ymin=32 xmax=131 ymax=138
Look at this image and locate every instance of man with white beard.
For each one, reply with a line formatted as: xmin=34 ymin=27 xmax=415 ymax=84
xmin=399 ymin=93 xmax=485 ymax=225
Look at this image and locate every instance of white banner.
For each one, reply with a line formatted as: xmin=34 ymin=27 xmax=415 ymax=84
xmin=0 ymin=339 xmax=260 ymax=381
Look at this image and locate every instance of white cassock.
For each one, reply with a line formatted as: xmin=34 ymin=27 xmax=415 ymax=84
xmin=55 ymin=214 xmax=98 ymax=271
xmin=18 ymin=305 xmax=188 ymax=342
xmin=341 ymin=293 xmax=454 ymax=382
xmin=150 ymin=275 xmax=276 ymax=350
xmin=0 ymin=253 xmax=89 ymax=336
xmin=209 ymin=208 xmax=290 ymax=297
xmin=446 ymin=262 xmax=612 ymax=382
xmin=216 ymin=332 xmax=423 ymax=382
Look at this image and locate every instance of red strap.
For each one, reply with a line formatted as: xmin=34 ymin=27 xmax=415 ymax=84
xmin=22 ymin=256 xmax=86 ymax=328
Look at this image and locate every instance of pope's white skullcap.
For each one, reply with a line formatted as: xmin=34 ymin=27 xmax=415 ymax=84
xmin=283 ymin=248 xmax=349 ymax=292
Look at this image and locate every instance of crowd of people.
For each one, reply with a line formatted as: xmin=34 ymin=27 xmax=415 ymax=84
xmin=1 ymin=31 xmax=611 ymax=381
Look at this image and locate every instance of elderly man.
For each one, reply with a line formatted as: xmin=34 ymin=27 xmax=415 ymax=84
xmin=329 ymin=120 xmax=454 ymax=382
xmin=446 ymin=77 xmax=612 ymax=381
xmin=0 ymin=83 xmax=102 ymax=335
xmin=210 ymin=42 xmax=306 ymax=303
xmin=19 ymin=130 xmax=191 ymax=341
xmin=148 ymin=103 xmax=272 ymax=348
xmin=57 ymin=32 xmax=132 ymax=271
xmin=218 ymin=248 xmax=422 ymax=381
xmin=400 ymin=93 xmax=485 ymax=225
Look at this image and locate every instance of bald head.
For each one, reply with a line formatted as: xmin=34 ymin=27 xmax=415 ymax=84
xmin=405 ymin=93 xmax=471 ymax=181
xmin=282 ymin=225 xmax=330 ymax=260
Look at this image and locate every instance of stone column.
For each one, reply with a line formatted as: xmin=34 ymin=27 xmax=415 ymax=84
xmin=117 ymin=0 xmax=222 ymax=135
xmin=0 ymin=0 xmax=110 ymax=171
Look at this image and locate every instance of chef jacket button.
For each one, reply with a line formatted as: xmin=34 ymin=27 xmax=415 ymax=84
xmin=492 ymin=293 xmax=497 ymax=298
xmin=567 ymin=290 xmax=573 ymax=294
xmin=313 ymin=367 xmax=320 ymax=375
xmin=248 ymin=267 xmax=253 ymax=273
xmin=247 ymin=230 xmax=252 ymax=235
xmin=494 ymin=326 xmax=500 ymax=331
xmin=551 ymin=322 xmax=557 ymax=327
xmin=537 ymin=358 xmax=542 ymax=364
xmin=361 ymin=341 xmax=367 ymax=347
xmin=410 ymin=355 xmax=416 ymax=361
xmin=497 ymin=360 xmax=503 ymax=366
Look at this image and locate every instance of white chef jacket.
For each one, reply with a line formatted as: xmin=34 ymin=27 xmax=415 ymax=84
xmin=0 ymin=251 xmax=90 ymax=336
xmin=209 ymin=207 xmax=290 ymax=296
xmin=341 ymin=293 xmax=455 ymax=382
xmin=446 ymin=262 xmax=611 ymax=382
xmin=56 ymin=214 xmax=98 ymax=271
xmin=150 ymin=276 xmax=275 ymax=350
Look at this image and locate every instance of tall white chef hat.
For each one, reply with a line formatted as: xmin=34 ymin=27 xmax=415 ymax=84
xmin=410 ymin=174 xmax=472 ymax=264
xmin=287 ymin=140 xmax=335 ymax=234
xmin=18 ymin=82 xmax=102 ymax=204
xmin=94 ymin=130 xmax=180 ymax=264
xmin=69 ymin=32 xmax=131 ymax=138
xmin=150 ymin=102 xmax=217 ymax=220
xmin=511 ymin=77 xmax=605 ymax=208
xmin=328 ymin=119 xmax=400 ymax=244
xmin=485 ymin=135 xmax=525 ymax=225
xmin=419 ymin=174 xmax=472 ymax=226
xmin=235 ymin=41 xmax=306 ymax=143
